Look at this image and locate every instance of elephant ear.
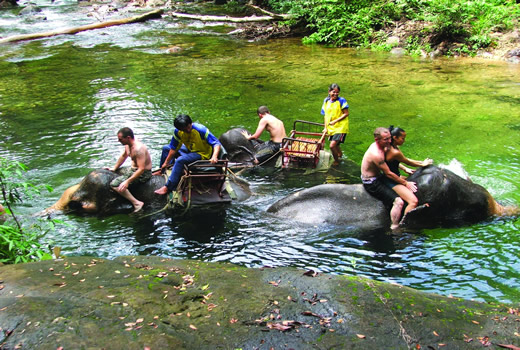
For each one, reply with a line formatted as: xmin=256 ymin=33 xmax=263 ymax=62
xmin=400 ymin=204 xmax=431 ymax=228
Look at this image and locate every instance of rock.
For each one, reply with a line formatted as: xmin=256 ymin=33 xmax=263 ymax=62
xmin=390 ymin=47 xmax=406 ymax=56
xmin=386 ymin=36 xmax=400 ymax=46
xmin=0 ymin=256 xmax=519 ymax=349
xmin=18 ymin=4 xmax=41 ymax=15
xmin=506 ymin=48 xmax=520 ymax=58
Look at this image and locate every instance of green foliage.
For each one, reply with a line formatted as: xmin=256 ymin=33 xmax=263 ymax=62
xmin=267 ymin=0 xmax=520 ymax=55
xmin=0 ymin=157 xmax=56 ymax=264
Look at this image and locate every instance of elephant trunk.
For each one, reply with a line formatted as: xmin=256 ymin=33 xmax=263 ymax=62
xmin=489 ymin=198 xmax=520 ymax=217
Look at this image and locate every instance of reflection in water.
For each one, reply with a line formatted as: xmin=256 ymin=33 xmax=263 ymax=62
xmin=1 ymin=1 xmax=520 ymax=304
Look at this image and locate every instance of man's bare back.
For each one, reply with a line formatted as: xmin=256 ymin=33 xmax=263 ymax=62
xmin=261 ymin=114 xmax=286 ymax=143
xmin=243 ymin=106 xmax=287 ymax=143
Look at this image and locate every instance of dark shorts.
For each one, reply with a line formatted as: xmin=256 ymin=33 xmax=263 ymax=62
xmin=255 ymin=141 xmax=282 ymax=163
xmin=110 ymin=167 xmax=152 ymax=187
xmin=329 ymin=133 xmax=346 ymax=144
xmin=362 ymin=176 xmax=399 ymax=210
xmin=380 ymin=175 xmax=399 ymax=189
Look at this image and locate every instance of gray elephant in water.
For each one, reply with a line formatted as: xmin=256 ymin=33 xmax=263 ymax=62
xmin=267 ymin=165 xmax=517 ymax=230
xmin=44 ymin=167 xmax=251 ymax=215
xmin=219 ymin=128 xmax=279 ymax=166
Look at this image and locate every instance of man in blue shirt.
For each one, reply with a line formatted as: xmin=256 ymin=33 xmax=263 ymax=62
xmin=154 ymin=114 xmax=221 ymax=195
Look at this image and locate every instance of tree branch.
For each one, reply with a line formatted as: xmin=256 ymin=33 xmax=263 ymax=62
xmin=0 ymin=9 xmax=164 ymax=44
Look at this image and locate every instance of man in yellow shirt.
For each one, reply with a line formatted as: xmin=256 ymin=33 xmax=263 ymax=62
xmin=154 ymin=114 xmax=221 ymax=195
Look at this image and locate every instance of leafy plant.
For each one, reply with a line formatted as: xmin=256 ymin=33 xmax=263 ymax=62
xmin=0 ymin=157 xmax=57 ymax=264
xmin=265 ymin=0 xmax=520 ymax=56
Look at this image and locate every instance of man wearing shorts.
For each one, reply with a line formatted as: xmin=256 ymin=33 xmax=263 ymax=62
xmin=108 ymin=127 xmax=153 ymax=213
xmin=360 ymin=127 xmax=417 ymax=230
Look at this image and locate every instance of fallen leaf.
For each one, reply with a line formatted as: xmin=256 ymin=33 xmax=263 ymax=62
xmin=268 ymin=281 xmax=279 ymax=287
xmin=189 ymin=324 xmax=197 ymax=330
xmin=107 ymin=295 xmax=115 ymax=299
xmin=497 ymin=345 xmax=520 ymax=350
xmin=303 ymin=270 xmax=318 ymax=277
xmin=433 ymin=331 xmax=439 ymax=336
xmin=471 ymin=320 xmax=480 ymax=325
xmin=72 ymin=271 xmax=80 ymax=276
xmin=356 ymin=334 xmax=366 ymax=339
xmin=230 ymin=318 xmax=238 ymax=324
xmin=136 ymin=318 xmax=144 ymax=323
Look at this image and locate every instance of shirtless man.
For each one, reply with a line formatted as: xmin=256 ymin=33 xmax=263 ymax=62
xmin=242 ymin=106 xmax=287 ymax=163
xmin=361 ymin=127 xmax=417 ymax=230
xmin=107 ymin=127 xmax=153 ymax=213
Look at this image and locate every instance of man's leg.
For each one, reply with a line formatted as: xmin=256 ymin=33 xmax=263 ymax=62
xmin=155 ymin=151 xmax=202 ymax=194
xmin=389 ymin=197 xmax=404 ymax=230
xmin=110 ymin=168 xmax=144 ymax=212
xmin=115 ymin=188 xmax=144 ymax=213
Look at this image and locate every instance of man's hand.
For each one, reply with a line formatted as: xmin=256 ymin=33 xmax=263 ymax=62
xmin=209 ymin=156 xmax=218 ymax=164
xmin=422 ymin=158 xmax=433 ymax=167
xmin=241 ymin=130 xmax=251 ymax=140
xmin=405 ymin=181 xmax=417 ymax=192
xmin=118 ymin=180 xmax=129 ymax=192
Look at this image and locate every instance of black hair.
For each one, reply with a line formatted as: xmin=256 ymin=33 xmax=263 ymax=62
xmin=174 ymin=114 xmax=193 ymax=129
xmin=388 ymin=125 xmax=405 ymax=146
xmin=328 ymin=83 xmax=340 ymax=92
xmin=118 ymin=127 xmax=134 ymax=139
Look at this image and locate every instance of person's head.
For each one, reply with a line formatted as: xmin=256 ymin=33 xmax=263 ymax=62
xmin=117 ymin=127 xmax=134 ymax=144
xmin=257 ymin=106 xmax=270 ymax=117
xmin=328 ymin=83 xmax=340 ymax=101
xmin=374 ymin=127 xmax=391 ymax=147
xmin=389 ymin=125 xmax=406 ymax=146
xmin=174 ymin=114 xmax=193 ymax=132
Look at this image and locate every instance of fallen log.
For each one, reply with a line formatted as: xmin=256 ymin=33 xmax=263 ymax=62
xmin=0 ymin=9 xmax=164 ymax=44
xmin=168 ymin=11 xmax=292 ymax=23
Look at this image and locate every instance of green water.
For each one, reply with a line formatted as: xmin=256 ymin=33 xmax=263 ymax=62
xmin=1 ymin=1 xmax=520 ymax=303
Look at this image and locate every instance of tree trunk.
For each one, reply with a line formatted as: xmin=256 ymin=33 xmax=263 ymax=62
xmin=0 ymin=9 xmax=164 ymax=44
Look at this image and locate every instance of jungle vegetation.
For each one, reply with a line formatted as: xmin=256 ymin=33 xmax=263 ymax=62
xmin=262 ymin=0 xmax=520 ymax=56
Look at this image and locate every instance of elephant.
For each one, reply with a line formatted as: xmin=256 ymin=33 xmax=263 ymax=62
xmin=267 ymin=165 xmax=518 ymax=230
xmin=219 ymin=128 xmax=278 ymax=166
xmin=43 ymin=167 xmax=251 ymax=216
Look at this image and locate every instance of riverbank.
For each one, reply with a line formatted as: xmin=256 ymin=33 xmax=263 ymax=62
xmin=4 ymin=0 xmax=519 ymax=63
xmin=1 ymin=256 xmax=519 ymax=349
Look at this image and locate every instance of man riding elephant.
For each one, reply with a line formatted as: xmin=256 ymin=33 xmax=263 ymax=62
xmin=154 ymin=114 xmax=221 ymax=195
xmin=106 ymin=127 xmax=152 ymax=213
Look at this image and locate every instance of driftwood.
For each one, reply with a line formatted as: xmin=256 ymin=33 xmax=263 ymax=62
xmin=0 ymin=9 xmax=164 ymax=44
xmin=168 ymin=10 xmax=292 ymax=23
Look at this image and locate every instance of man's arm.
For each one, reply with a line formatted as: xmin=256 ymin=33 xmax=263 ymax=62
xmin=209 ymin=144 xmax=221 ymax=164
xmin=110 ymin=148 xmax=129 ymax=172
xmin=245 ymin=119 xmax=268 ymax=140
xmin=161 ymin=149 xmax=178 ymax=170
xmin=117 ymin=147 xmax=147 ymax=192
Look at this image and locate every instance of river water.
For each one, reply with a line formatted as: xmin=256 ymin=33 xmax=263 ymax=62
xmin=1 ymin=0 xmax=520 ymax=303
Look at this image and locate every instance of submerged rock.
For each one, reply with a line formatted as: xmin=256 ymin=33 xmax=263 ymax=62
xmin=0 ymin=256 xmax=519 ymax=349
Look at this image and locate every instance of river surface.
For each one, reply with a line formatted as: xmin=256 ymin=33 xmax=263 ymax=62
xmin=1 ymin=0 xmax=520 ymax=303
